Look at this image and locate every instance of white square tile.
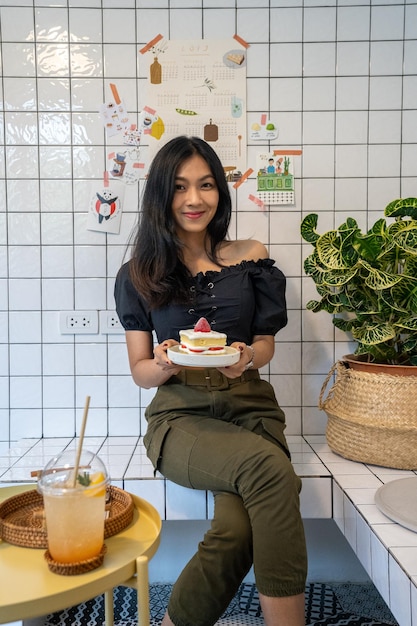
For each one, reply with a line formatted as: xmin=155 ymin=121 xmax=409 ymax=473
xmin=404 ymin=41 xmax=417 ymax=76
xmin=370 ymin=41 xmax=404 ymax=77
xmin=303 ymin=145 xmax=335 ymax=178
xmin=303 ymin=78 xmax=335 ymax=111
xmin=41 ymin=213 xmax=73 ymax=245
xmin=42 ymin=344 xmax=74 ymax=376
xmin=9 ymin=344 xmax=42 ymax=377
xmin=337 ymin=6 xmax=370 ymax=41
xmin=270 ymin=7 xmax=303 ymax=43
xmin=69 ymin=8 xmax=102 ymax=42
xmin=7 ymin=181 xmax=39 ymax=215
xmin=370 ymin=76 xmax=403 ymax=110
xmin=75 ymin=344 xmax=107 ymax=376
xmin=203 ymin=8 xmax=235 ymax=39
xmin=370 ymin=5 xmax=404 ymax=41
xmin=42 ymin=246 xmax=74 ymax=278
xmin=402 ymin=110 xmax=417 ymax=143
xmin=337 ymin=42 xmax=369 ymax=76
xmin=2 ymin=7 xmax=34 ymax=41
xmin=108 ymin=375 xmax=140 ymax=408
xmin=103 ymin=44 xmax=137 ymax=78
xmin=169 ymin=9 xmax=202 ymax=39
xmin=39 ymin=146 xmax=72 ymax=179
xmin=108 ymin=408 xmax=140 ymax=437
xmin=300 ymin=477 xmax=332 ymax=518
xmin=74 ymin=245 xmax=106 ymax=277
xmin=336 ymin=76 xmax=369 ymax=109
xmin=2 ymin=43 xmax=35 ymax=77
xmin=40 ymin=180 xmax=72 ymax=212
xmin=368 ymin=145 xmax=401 ymax=178
xmin=42 ymin=278 xmax=74 ymax=310
xmin=304 ymin=6 xmax=336 ymax=42
xmin=8 ymin=246 xmax=41 ymax=279
xmin=35 ymin=7 xmax=68 ymax=41
xmin=371 ymin=532 xmax=390 ymax=604
xmin=237 ymin=7 xmax=270 ymax=43
xmin=10 ymin=378 xmax=42 ymax=410
xmin=43 ymin=376 xmax=75 ymax=408
xmin=6 ymin=146 xmax=39 ymax=178
xmin=270 ymin=78 xmax=303 ymax=111
xmin=336 ymin=111 xmax=368 ymax=144
xmin=36 ymin=43 xmax=69 ymax=76
xmin=335 ymin=145 xmax=368 ymax=178
xmin=166 ymin=481 xmax=207 ymax=520
xmin=356 ymin=514 xmax=372 ymax=576
xmin=3 ymin=78 xmax=37 ymax=111
xmin=9 ymin=278 xmax=41 ymax=310
xmin=303 ymin=111 xmax=335 ymax=144
xmin=125 ymin=478 xmax=166 ymax=519
xmin=9 ymin=312 xmax=42 ymax=344
xmin=389 ymin=556 xmax=412 ymax=626
xmin=37 ymin=78 xmax=70 ymax=111
xmin=304 ymin=43 xmax=336 ymax=77
xmin=39 ymin=112 xmax=71 ymax=145
xmin=102 ymin=9 xmax=136 ymax=43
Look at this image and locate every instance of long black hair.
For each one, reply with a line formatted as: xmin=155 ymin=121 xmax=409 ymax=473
xmin=129 ymin=136 xmax=232 ymax=308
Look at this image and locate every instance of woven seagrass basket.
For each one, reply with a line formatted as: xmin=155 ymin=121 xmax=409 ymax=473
xmin=319 ymin=359 xmax=417 ymax=470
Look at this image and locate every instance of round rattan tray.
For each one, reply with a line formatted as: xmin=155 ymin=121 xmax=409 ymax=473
xmin=0 ymin=485 xmax=134 ymax=549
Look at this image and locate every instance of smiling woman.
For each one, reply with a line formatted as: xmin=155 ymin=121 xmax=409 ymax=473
xmin=114 ymin=136 xmax=307 ymax=626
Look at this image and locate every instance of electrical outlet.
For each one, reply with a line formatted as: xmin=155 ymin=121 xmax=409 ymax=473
xmin=99 ymin=310 xmax=124 ymax=334
xmin=59 ymin=311 xmax=99 ymax=334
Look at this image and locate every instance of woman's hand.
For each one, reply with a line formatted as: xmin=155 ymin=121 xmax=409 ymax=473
xmin=217 ymin=336 xmax=275 ymax=379
xmin=125 ymin=331 xmax=181 ymax=389
xmin=217 ymin=342 xmax=254 ymax=378
xmin=153 ymin=339 xmax=182 ymax=374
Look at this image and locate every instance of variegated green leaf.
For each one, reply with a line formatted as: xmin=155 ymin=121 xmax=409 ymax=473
xmin=384 ymin=197 xmax=417 ymax=220
xmin=352 ymin=322 xmax=397 ymax=345
xmin=360 ymin=261 xmax=402 ymax=290
xmin=300 ymin=213 xmax=320 ymax=244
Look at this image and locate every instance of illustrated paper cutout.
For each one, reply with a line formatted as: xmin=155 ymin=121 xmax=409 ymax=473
xmin=250 ymin=113 xmax=278 ymax=141
xmin=141 ymin=37 xmax=247 ymax=172
xmin=99 ymin=99 xmax=130 ymax=137
xmin=87 ymin=179 xmax=124 ymax=234
xmin=256 ymin=152 xmax=295 ymax=205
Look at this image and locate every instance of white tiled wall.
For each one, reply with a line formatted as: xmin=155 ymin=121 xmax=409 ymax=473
xmin=1 ymin=0 xmax=416 ymax=450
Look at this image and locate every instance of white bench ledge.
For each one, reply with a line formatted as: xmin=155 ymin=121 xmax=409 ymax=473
xmin=2 ymin=435 xmax=417 ymax=625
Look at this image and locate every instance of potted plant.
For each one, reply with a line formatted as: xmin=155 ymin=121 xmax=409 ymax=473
xmin=300 ymin=197 xmax=417 ymax=469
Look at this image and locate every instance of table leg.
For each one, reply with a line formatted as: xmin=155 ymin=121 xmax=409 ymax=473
xmin=104 ymin=589 xmax=114 ymax=626
xmin=136 ymin=555 xmax=150 ymax=626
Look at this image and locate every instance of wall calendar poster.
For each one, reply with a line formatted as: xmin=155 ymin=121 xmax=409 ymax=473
xmin=141 ymin=37 xmax=247 ymax=176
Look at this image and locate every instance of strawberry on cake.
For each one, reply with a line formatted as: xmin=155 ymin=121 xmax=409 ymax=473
xmin=179 ymin=317 xmax=227 ymax=355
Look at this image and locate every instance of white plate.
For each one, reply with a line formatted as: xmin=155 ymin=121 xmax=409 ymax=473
xmin=167 ymin=345 xmax=240 ymax=368
xmin=375 ymin=477 xmax=417 ymax=533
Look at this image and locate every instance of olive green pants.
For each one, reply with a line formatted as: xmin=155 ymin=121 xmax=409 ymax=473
xmin=144 ymin=369 xmax=307 ymax=626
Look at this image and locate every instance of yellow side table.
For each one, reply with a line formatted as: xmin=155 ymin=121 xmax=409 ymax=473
xmin=0 ymin=484 xmax=161 ymax=626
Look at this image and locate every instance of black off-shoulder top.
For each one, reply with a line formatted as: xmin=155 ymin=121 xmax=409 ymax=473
xmin=114 ymin=258 xmax=287 ymax=346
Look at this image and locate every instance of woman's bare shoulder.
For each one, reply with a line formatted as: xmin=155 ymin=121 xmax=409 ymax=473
xmin=220 ymin=239 xmax=269 ymax=264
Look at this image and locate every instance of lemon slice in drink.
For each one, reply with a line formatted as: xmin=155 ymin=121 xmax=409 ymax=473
xmin=84 ymin=471 xmax=106 ymax=497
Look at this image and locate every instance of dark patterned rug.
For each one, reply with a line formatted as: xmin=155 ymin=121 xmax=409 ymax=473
xmin=44 ymin=582 xmax=398 ymax=626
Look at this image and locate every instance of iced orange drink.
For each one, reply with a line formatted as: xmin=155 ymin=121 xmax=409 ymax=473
xmin=38 ymin=450 xmax=109 ymax=564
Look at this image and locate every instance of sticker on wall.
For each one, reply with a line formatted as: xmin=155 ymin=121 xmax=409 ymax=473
xmin=107 ymin=148 xmax=144 ymax=185
xmin=250 ymin=113 xmax=278 ymax=141
xmin=87 ymin=176 xmax=124 ymax=234
xmin=139 ymin=34 xmax=168 ymax=85
xmin=99 ymin=83 xmax=130 ymax=138
xmin=256 ymin=151 xmax=299 ymax=205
